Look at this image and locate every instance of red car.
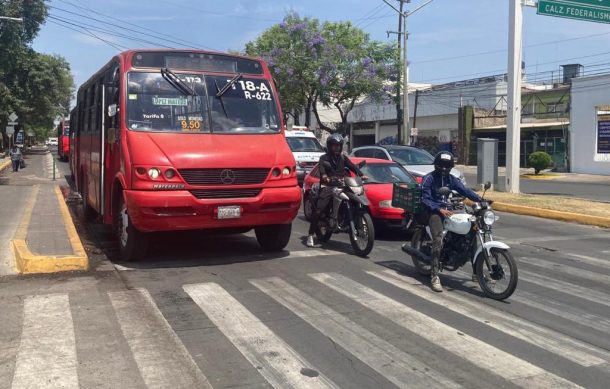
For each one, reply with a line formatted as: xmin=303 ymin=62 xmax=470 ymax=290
xmin=303 ymin=157 xmax=417 ymax=229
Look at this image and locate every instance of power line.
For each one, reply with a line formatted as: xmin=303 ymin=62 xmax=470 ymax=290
xmin=48 ymin=18 xmax=128 ymax=51
xmin=354 ymin=3 xmax=385 ymax=26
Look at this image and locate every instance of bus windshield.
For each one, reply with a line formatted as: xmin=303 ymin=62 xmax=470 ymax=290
xmin=126 ymin=72 xmax=280 ymax=134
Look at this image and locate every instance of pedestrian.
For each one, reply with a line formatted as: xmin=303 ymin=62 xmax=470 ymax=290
xmin=9 ymin=145 xmax=22 ymax=172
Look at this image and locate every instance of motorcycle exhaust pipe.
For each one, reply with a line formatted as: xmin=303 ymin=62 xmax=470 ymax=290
xmin=401 ymin=244 xmax=432 ymax=264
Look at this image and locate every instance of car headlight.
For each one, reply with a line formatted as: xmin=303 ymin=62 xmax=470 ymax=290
xmin=483 ymin=210 xmax=496 ymax=225
xmin=379 ymin=200 xmax=393 ymax=208
xmin=148 ymin=168 xmax=161 ymax=179
xmin=350 ymin=185 xmax=363 ymax=196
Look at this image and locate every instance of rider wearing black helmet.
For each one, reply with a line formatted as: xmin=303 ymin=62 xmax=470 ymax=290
xmin=421 ymin=151 xmax=483 ymax=292
xmin=306 ymin=134 xmax=365 ymax=247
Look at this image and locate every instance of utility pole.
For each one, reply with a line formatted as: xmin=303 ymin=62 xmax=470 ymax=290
xmin=506 ymin=0 xmax=523 ymax=193
xmin=383 ymin=0 xmax=433 ymax=145
xmin=396 ymin=2 xmax=403 ymax=144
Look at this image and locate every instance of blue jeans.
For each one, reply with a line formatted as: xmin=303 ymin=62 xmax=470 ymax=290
xmin=12 ymin=160 xmax=20 ymax=172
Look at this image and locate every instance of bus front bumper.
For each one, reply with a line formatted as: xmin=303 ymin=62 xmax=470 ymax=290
xmin=124 ymin=186 xmax=302 ymax=232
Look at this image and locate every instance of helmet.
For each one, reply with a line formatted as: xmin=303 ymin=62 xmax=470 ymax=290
xmin=326 ymin=133 xmax=344 ymax=156
xmin=434 ymin=151 xmax=454 ymax=176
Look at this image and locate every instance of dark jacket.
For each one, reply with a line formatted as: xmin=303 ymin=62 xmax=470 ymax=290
xmin=318 ymin=153 xmax=362 ymax=181
xmin=421 ymin=171 xmax=482 ymax=213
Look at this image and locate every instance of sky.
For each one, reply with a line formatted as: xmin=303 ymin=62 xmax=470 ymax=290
xmin=32 ymin=0 xmax=610 ymax=96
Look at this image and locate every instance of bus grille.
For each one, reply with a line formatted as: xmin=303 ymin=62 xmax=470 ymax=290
xmin=190 ymin=189 xmax=261 ymax=199
xmin=179 ymin=168 xmax=270 ymax=185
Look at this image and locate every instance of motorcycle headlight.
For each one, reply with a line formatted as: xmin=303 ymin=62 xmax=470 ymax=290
xmin=379 ymin=200 xmax=392 ymax=208
xmin=483 ymin=210 xmax=496 ymax=225
xmin=349 ymin=185 xmax=363 ymax=196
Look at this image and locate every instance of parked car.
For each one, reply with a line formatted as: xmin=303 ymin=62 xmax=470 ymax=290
xmin=303 ymin=157 xmax=417 ymax=230
xmin=350 ymin=145 xmax=466 ymax=184
xmin=285 ymin=127 xmax=325 ymax=185
xmin=46 ymin=137 xmax=58 ymax=147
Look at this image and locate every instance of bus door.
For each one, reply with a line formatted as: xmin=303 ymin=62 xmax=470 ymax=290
xmin=87 ymin=80 xmax=104 ymax=214
xmin=103 ymin=65 xmax=121 ymax=220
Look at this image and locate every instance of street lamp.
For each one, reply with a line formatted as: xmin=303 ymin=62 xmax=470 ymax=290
xmin=384 ymin=0 xmax=433 ymax=145
xmin=0 ymin=16 xmax=24 ymax=22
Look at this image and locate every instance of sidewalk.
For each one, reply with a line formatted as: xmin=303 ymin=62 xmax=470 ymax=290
xmin=456 ymin=164 xmax=610 ymax=184
xmin=0 ymin=150 xmax=87 ymax=275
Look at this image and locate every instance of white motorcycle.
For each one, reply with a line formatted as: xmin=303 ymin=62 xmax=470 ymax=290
xmin=402 ymin=182 xmax=518 ymax=300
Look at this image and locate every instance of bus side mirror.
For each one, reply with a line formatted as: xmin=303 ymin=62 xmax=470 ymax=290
xmin=108 ymin=104 xmax=118 ymax=118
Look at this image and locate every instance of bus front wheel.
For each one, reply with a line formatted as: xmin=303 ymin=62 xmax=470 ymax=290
xmin=115 ymin=196 xmax=148 ymax=262
xmin=255 ymin=224 xmax=291 ymax=251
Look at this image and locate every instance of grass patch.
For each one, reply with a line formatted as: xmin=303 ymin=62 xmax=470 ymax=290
xmin=478 ymin=191 xmax=610 ymax=218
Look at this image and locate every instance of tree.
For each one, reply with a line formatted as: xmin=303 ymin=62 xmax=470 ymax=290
xmin=245 ymin=13 xmax=325 ymax=127
xmin=0 ymin=0 xmax=74 ymax=149
xmin=314 ymin=21 xmax=397 ymax=134
xmin=528 ymin=151 xmax=553 ymax=175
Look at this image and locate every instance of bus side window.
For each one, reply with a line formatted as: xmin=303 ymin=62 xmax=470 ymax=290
xmin=105 ymin=66 xmax=120 ymax=143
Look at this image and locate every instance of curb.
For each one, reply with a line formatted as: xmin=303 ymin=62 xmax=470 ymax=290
xmin=0 ymin=159 xmax=11 ymax=172
xmin=520 ymin=174 xmax=565 ymax=180
xmin=12 ymin=185 xmax=88 ymax=274
xmin=492 ymin=201 xmax=610 ymax=229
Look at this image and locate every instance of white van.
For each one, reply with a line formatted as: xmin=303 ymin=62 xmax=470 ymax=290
xmin=285 ymin=126 xmax=325 ymax=185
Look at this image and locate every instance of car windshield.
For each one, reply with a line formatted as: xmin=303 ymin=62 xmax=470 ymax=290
xmin=361 ymin=163 xmax=414 ymax=184
xmin=126 ymin=72 xmax=280 ymax=134
xmin=388 ymin=147 xmax=434 ymax=165
xmin=286 ymin=137 xmax=323 ymax=152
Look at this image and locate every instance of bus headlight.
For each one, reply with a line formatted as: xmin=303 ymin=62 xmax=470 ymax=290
xmin=148 ymin=168 xmax=161 ymax=179
xmin=282 ymin=167 xmax=291 ymax=176
xmin=483 ymin=210 xmax=496 ymax=225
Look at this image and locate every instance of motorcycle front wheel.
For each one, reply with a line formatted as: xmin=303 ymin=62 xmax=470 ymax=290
xmin=476 ymin=248 xmax=518 ymax=301
xmin=350 ymin=212 xmax=375 ymax=257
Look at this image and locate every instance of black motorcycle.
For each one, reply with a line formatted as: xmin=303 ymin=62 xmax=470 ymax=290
xmin=312 ymin=175 xmax=375 ymax=257
xmin=402 ymin=182 xmax=518 ymax=300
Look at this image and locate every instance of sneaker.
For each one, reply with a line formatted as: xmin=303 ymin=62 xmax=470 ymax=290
xmin=431 ymin=275 xmax=443 ymax=292
xmin=306 ymin=235 xmax=318 ymax=248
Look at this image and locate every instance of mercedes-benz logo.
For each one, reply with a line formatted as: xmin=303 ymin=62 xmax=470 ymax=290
xmin=220 ymin=169 xmax=236 ymax=185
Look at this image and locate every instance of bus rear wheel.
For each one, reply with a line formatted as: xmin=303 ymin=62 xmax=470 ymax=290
xmin=115 ymin=196 xmax=148 ymax=262
xmin=255 ymin=224 xmax=291 ymax=251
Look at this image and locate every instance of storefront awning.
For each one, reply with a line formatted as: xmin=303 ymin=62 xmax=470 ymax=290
xmin=475 ymin=121 xmax=569 ymax=131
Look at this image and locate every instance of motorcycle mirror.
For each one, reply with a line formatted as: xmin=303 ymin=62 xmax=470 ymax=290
xmin=484 ymin=181 xmax=492 ymax=190
xmin=358 ymin=160 xmax=367 ymax=168
xmin=438 ymin=187 xmax=451 ymax=196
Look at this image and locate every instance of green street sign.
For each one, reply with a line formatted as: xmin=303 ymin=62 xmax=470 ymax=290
xmin=538 ymin=0 xmax=610 ymax=23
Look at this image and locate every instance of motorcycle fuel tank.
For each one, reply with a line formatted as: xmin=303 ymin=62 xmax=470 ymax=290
xmin=444 ymin=213 xmax=472 ymax=235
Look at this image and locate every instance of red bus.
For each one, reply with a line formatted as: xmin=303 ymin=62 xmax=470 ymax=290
xmin=69 ymin=108 xmax=78 ymax=180
xmin=57 ymin=119 xmax=70 ymax=161
xmin=73 ymin=50 xmax=301 ymax=261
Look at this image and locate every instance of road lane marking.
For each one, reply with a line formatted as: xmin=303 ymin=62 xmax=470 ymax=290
xmin=511 ymin=291 xmax=610 ymax=334
xmin=499 ymin=233 xmax=610 ymax=245
xmin=310 ymin=273 xmax=581 ymax=388
xmin=251 ymin=277 xmax=461 ymax=389
xmin=184 ymin=282 xmax=338 ymax=389
xmin=11 ymin=294 xmax=78 ymax=389
xmin=521 ymin=257 xmax=610 ymax=285
xmin=108 ymin=289 xmax=212 ymax=389
xmin=368 ymin=270 xmax=609 ymax=367
xmin=519 ymin=272 xmax=610 ymax=308
xmin=564 ymin=253 xmax=608 ymax=267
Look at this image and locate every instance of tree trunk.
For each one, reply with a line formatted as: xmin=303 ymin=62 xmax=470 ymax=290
xmin=304 ymin=95 xmax=313 ymax=128
xmin=312 ymin=95 xmax=332 ymax=132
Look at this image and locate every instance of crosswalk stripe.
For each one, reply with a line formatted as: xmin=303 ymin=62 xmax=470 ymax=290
xmin=564 ymin=253 xmax=609 ymax=268
xmin=521 ymin=257 xmax=610 ymax=285
xmin=368 ymin=270 xmax=609 ymax=367
xmin=184 ymin=282 xmax=338 ymax=389
xmin=311 ymin=273 xmax=582 ymax=388
xmin=511 ymin=291 xmax=610 ymax=334
xmin=11 ymin=294 xmax=78 ymax=389
xmin=251 ymin=277 xmax=461 ymax=389
xmin=520 ymin=272 xmax=610 ymax=308
xmin=108 ymin=289 xmax=212 ymax=389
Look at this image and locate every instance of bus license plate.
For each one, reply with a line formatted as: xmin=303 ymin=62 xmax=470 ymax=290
xmin=217 ymin=206 xmax=241 ymax=219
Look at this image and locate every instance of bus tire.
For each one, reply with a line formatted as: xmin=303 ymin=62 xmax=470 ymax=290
xmin=116 ymin=196 xmax=148 ymax=262
xmin=255 ymin=223 xmax=291 ymax=251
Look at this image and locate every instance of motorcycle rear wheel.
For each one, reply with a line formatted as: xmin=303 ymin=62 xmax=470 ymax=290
xmin=476 ymin=248 xmax=518 ymax=301
xmin=410 ymin=229 xmax=432 ymax=276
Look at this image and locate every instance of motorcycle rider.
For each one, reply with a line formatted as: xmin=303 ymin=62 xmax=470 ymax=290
xmin=421 ymin=151 xmax=483 ymax=292
xmin=306 ymin=133 xmax=365 ymax=248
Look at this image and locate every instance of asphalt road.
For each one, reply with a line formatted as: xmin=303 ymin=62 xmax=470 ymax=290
xmin=0 ymin=154 xmax=609 ymax=388
xmin=464 ymin=173 xmax=610 ymax=203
